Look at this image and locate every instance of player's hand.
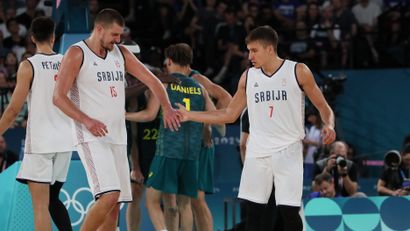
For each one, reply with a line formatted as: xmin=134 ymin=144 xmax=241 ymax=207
xmin=162 ymin=106 xmax=181 ymax=131
xmin=130 ymin=170 xmax=144 ymax=184
xmin=84 ymin=117 xmax=108 ymax=137
xmin=321 ymin=125 xmax=336 ymax=145
xmin=175 ymin=103 xmax=189 ymax=122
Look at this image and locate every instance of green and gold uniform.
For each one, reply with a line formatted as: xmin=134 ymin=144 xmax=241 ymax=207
xmin=146 ymin=73 xmax=205 ymax=197
xmin=189 ymin=69 xmax=215 ymax=194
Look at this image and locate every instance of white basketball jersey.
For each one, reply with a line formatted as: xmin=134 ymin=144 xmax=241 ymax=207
xmin=25 ymin=53 xmax=74 ymax=153
xmin=70 ymin=41 xmax=126 ymax=145
xmin=246 ymin=60 xmax=305 ymax=157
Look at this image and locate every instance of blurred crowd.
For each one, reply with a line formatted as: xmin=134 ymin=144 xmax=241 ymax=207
xmin=0 ymin=0 xmax=409 ymax=125
xmin=117 ymin=0 xmax=409 ymax=93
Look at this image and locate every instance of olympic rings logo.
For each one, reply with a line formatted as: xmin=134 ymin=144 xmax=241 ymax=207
xmin=60 ymin=187 xmax=94 ymax=226
xmin=60 ymin=187 xmax=126 ymax=227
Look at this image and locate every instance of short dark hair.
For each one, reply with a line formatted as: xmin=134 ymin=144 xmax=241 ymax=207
xmin=402 ymin=144 xmax=410 ymax=155
xmin=6 ymin=17 xmax=18 ymax=30
xmin=164 ymin=43 xmax=193 ymax=66
xmin=314 ymin=172 xmax=333 ymax=185
xmin=403 ymin=134 xmax=410 ymax=147
xmin=94 ymin=8 xmax=124 ymax=28
xmin=30 ymin=16 xmax=55 ymax=43
xmin=245 ymin=25 xmax=279 ymax=52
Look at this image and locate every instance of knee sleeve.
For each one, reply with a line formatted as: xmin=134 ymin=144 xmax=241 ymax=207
xmin=49 ymin=181 xmax=73 ymax=231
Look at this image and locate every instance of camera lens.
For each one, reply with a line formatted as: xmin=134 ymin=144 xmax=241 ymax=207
xmin=336 ymin=156 xmax=347 ymax=168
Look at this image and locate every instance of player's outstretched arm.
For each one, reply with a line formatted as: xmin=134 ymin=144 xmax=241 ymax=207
xmin=126 ymin=91 xmax=161 ymax=122
xmin=0 ymin=61 xmax=32 ymax=134
xmin=177 ymin=71 xmax=247 ymax=124
xmin=296 ymin=63 xmax=336 ymax=144
xmin=119 ymin=45 xmax=180 ymax=131
xmin=192 ymin=72 xmax=232 ymax=109
xmin=53 ymin=47 xmax=107 ymax=137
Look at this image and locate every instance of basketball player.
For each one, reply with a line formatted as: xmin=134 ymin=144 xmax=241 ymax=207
xmin=123 ymin=42 xmax=181 ymax=231
xmin=188 ymin=68 xmax=231 ymax=231
xmin=177 ymin=26 xmax=336 ymax=231
xmin=126 ymin=43 xmax=215 ymax=231
xmin=0 ymin=17 xmax=73 ymax=231
xmin=53 ymin=9 xmax=181 ymax=231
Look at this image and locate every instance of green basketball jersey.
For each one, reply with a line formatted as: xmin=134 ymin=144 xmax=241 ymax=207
xmin=155 ymin=73 xmax=205 ymax=160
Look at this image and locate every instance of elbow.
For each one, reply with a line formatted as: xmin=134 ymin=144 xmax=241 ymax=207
xmin=226 ymin=116 xmax=237 ymax=124
xmin=52 ymin=93 xmax=63 ymax=108
xmin=239 ymin=144 xmax=246 ymax=153
xmin=146 ymin=114 xmax=157 ymax=122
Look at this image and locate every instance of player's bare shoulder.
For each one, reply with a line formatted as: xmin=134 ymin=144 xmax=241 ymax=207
xmin=295 ymin=63 xmax=314 ymax=87
xmin=237 ymin=68 xmax=250 ymax=90
xmin=17 ymin=60 xmax=34 ymax=81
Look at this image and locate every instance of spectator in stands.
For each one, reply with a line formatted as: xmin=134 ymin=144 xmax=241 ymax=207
xmin=3 ymin=18 xmax=26 ymax=52
xmin=312 ymin=141 xmax=363 ymax=197
xmin=151 ymin=2 xmax=177 ymax=48
xmin=310 ymin=5 xmax=341 ymax=68
xmin=309 ymin=172 xmax=341 ymax=198
xmin=213 ymin=8 xmax=247 ymax=92
xmin=243 ymin=14 xmax=256 ymax=34
xmin=352 ymin=0 xmax=381 ymax=66
xmin=88 ymin=0 xmax=99 ymax=27
xmin=257 ymin=3 xmax=280 ymax=29
xmin=284 ymin=20 xmax=316 ymax=68
xmin=16 ymin=0 xmax=43 ymax=30
xmin=305 ymin=3 xmax=320 ymax=30
xmin=196 ymin=0 xmax=221 ymax=74
xmin=0 ymin=7 xmax=27 ymax=38
xmin=0 ymin=135 xmax=18 ymax=173
xmin=377 ymin=146 xmax=410 ymax=196
xmin=331 ymin=0 xmax=357 ymax=67
xmin=3 ymin=51 xmax=18 ymax=77
xmin=273 ymin=0 xmax=302 ymax=33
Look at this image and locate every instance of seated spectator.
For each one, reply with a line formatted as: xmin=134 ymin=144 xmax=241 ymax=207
xmin=308 ymin=172 xmax=341 ymax=198
xmin=310 ymin=5 xmax=341 ymax=68
xmin=312 ymin=141 xmax=364 ymax=197
xmin=0 ymin=135 xmax=18 ymax=173
xmin=284 ymin=20 xmax=316 ymax=69
xmin=3 ymin=18 xmax=26 ymax=50
xmin=377 ymin=146 xmax=410 ymax=196
xmin=352 ymin=0 xmax=381 ymax=66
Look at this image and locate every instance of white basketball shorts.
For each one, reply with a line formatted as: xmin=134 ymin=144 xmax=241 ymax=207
xmin=16 ymin=152 xmax=72 ymax=184
xmin=238 ymin=141 xmax=303 ymax=206
xmin=76 ymin=142 xmax=132 ymax=202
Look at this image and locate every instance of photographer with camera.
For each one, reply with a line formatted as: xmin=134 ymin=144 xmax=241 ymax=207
xmin=377 ymin=145 xmax=410 ymax=196
xmin=312 ymin=141 xmax=362 ymax=197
